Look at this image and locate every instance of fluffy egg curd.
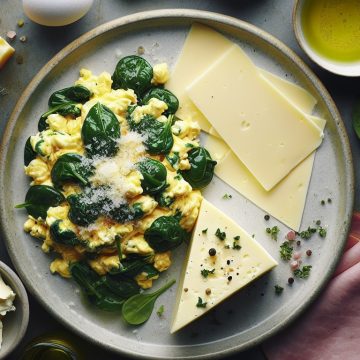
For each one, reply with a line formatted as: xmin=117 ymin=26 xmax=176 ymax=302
xmin=19 ymin=55 xmax=217 ymax=302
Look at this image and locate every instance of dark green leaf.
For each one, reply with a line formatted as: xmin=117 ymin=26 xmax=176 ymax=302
xmin=50 ymin=220 xmax=80 ymax=246
xmin=137 ymin=158 xmax=167 ymax=195
xmin=165 ymin=152 xmax=180 ymax=170
xmin=81 ymin=102 xmax=120 ymax=158
xmin=144 ymin=216 xmax=188 ymax=252
xmin=112 ymin=55 xmax=153 ymax=96
xmin=38 ymin=103 xmax=81 ymax=131
xmin=353 ymin=101 xmax=360 ymax=139
xmin=51 ymin=153 xmax=93 ymax=188
xmin=24 ymin=136 xmax=36 ymax=166
xmin=67 ymin=189 xmax=105 ymax=226
xmin=70 ymin=262 xmax=140 ymax=312
xmin=181 ymin=147 xmax=217 ymax=189
xmin=122 ymin=279 xmax=175 ymax=325
xmin=142 ymin=88 xmax=179 ymax=114
xmin=15 ymin=185 xmax=65 ymax=219
xmin=48 ymin=85 xmax=91 ymax=107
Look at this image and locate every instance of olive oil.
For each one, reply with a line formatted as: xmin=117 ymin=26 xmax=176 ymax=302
xmin=301 ymin=0 xmax=360 ymax=62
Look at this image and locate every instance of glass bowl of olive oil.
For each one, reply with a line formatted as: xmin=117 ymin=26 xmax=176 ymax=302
xmin=293 ymin=0 xmax=360 ymax=76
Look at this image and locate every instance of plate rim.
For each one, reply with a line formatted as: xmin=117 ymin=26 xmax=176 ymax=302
xmin=0 ymin=8 xmax=354 ymax=359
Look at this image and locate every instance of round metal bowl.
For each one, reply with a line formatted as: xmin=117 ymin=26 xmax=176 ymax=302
xmin=0 ymin=9 xmax=353 ymax=359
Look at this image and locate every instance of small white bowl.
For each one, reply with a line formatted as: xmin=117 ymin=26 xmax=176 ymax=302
xmin=293 ymin=0 xmax=360 ymax=77
xmin=0 ymin=261 xmax=29 ymax=359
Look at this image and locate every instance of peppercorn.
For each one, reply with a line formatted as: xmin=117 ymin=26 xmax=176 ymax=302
xmin=227 ymin=276 xmax=232 ymax=281
xmin=306 ymin=249 xmax=312 ymax=256
xmin=208 ymin=248 xmax=216 ymax=256
xmin=184 ymin=288 xmax=188 ymax=292
xmin=288 ymin=277 xmax=294 ymax=284
xmin=297 ymin=240 xmax=301 ymax=246
xmin=226 ymin=260 xmax=230 ymax=265
xmin=264 ymin=214 xmax=270 ymax=221
xmin=205 ymin=288 xmax=211 ymax=295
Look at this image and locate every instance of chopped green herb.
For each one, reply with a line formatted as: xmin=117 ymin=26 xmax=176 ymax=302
xmin=279 ymin=241 xmax=293 ymax=261
xmin=299 ymin=226 xmax=317 ymax=240
xmin=174 ymin=174 xmax=182 ymax=180
xmin=196 ymin=297 xmax=207 ymax=308
xmin=222 ymin=193 xmax=232 ymax=199
xmin=321 ymin=200 xmax=325 ymax=205
xmin=224 ymin=244 xmax=230 ymax=249
xmin=293 ymin=265 xmax=312 ymax=279
xmin=252 ymin=234 xmax=255 ymax=238
xmin=201 ymin=268 xmax=215 ymax=278
xmin=202 ymin=228 xmax=208 ymax=234
xmin=274 ymin=285 xmax=284 ymax=295
xmin=266 ymin=226 xmax=280 ymax=241
xmin=233 ymin=235 xmax=240 ymax=240
xmin=232 ymin=242 xmax=241 ymax=250
xmin=215 ymin=228 xmax=226 ymax=240
xmin=185 ymin=143 xmax=195 ymax=148
xmin=318 ymin=227 xmax=327 ymax=238
xmin=156 ymin=304 xmax=164 ymax=317
xmin=316 ymin=220 xmax=321 ymax=226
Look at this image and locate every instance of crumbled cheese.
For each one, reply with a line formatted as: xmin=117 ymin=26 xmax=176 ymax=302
xmin=90 ymin=131 xmax=146 ymax=207
xmin=0 ymin=274 xmax=16 ymax=349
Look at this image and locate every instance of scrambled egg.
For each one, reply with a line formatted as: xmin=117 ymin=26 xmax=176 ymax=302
xmin=23 ymin=63 xmax=204 ymax=289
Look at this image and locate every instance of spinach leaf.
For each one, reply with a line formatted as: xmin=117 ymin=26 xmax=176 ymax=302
xmin=67 ymin=189 xmax=105 ymax=226
xmin=110 ymin=255 xmax=153 ymax=277
xmin=165 ymin=152 xmax=180 ymax=170
xmin=142 ymin=88 xmax=179 ymax=114
xmin=50 ymin=219 xmax=80 ymax=246
xmin=353 ymin=101 xmax=360 ymax=139
xmin=122 ymin=279 xmax=175 ymax=325
xmin=24 ymin=136 xmax=37 ymax=166
xmin=51 ymin=153 xmax=94 ymax=188
xmin=48 ymin=85 xmax=91 ymax=107
xmin=15 ymin=185 xmax=65 ymax=219
xmin=137 ymin=158 xmax=167 ymax=195
xmin=81 ymin=102 xmax=120 ymax=158
xmin=144 ymin=216 xmax=188 ymax=252
xmin=38 ymin=103 xmax=81 ymax=131
xmin=129 ymin=114 xmax=173 ymax=155
xmin=112 ymin=55 xmax=153 ymax=96
xmin=108 ymin=203 xmax=136 ymax=224
xmin=70 ymin=262 xmax=140 ymax=312
xmin=180 ymin=147 xmax=217 ymax=189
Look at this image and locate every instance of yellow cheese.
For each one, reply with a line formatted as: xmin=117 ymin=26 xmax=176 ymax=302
xmin=187 ymin=45 xmax=323 ymax=191
xmin=171 ymin=199 xmax=277 ymax=333
xmin=0 ymin=37 xmax=15 ymax=69
xmin=166 ymin=24 xmax=318 ymax=139
xmin=205 ymin=116 xmax=326 ymax=231
xmin=166 ymin=24 xmax=233 ymax=134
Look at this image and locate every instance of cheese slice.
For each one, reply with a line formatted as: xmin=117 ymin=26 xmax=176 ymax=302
xmin=171 ymin=199 xmax=278 ymax=333
xmin=166 ymin=24 xmax=234 ymax=134
xmin=166 ymin=24 xmax=318 ymax=139
xmin=205 ymin=116 xmax=326 ymax=231
xmin=187 ymin=45 xmax=324 ymax=191
xmin=0 ymin=37 xmax=15 ymax=70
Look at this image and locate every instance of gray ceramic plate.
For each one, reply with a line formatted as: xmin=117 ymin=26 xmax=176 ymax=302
xmin=0 ymin=9 xmax=354 ymax=359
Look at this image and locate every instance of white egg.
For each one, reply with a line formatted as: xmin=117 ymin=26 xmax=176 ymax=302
xmin=23 ymin=0 xmax=93 ymax=27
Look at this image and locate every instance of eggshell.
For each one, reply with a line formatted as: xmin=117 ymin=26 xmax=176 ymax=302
xmin=23 ymin=0 xmax=93 ymax=27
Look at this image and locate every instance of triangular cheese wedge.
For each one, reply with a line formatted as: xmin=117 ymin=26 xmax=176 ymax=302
xmin=171 ymin=199 xmax=277 ymax=333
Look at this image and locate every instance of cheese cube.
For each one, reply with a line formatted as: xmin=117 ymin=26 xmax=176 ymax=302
xmin=0 ymin=37 xmax=15 ymax=69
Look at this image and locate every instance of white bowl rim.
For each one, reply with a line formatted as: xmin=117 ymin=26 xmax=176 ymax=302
xmin=293 ymin=0 xmax=360 ymax=77
xmin=0 ymin=261 xmax=29 ymax=359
